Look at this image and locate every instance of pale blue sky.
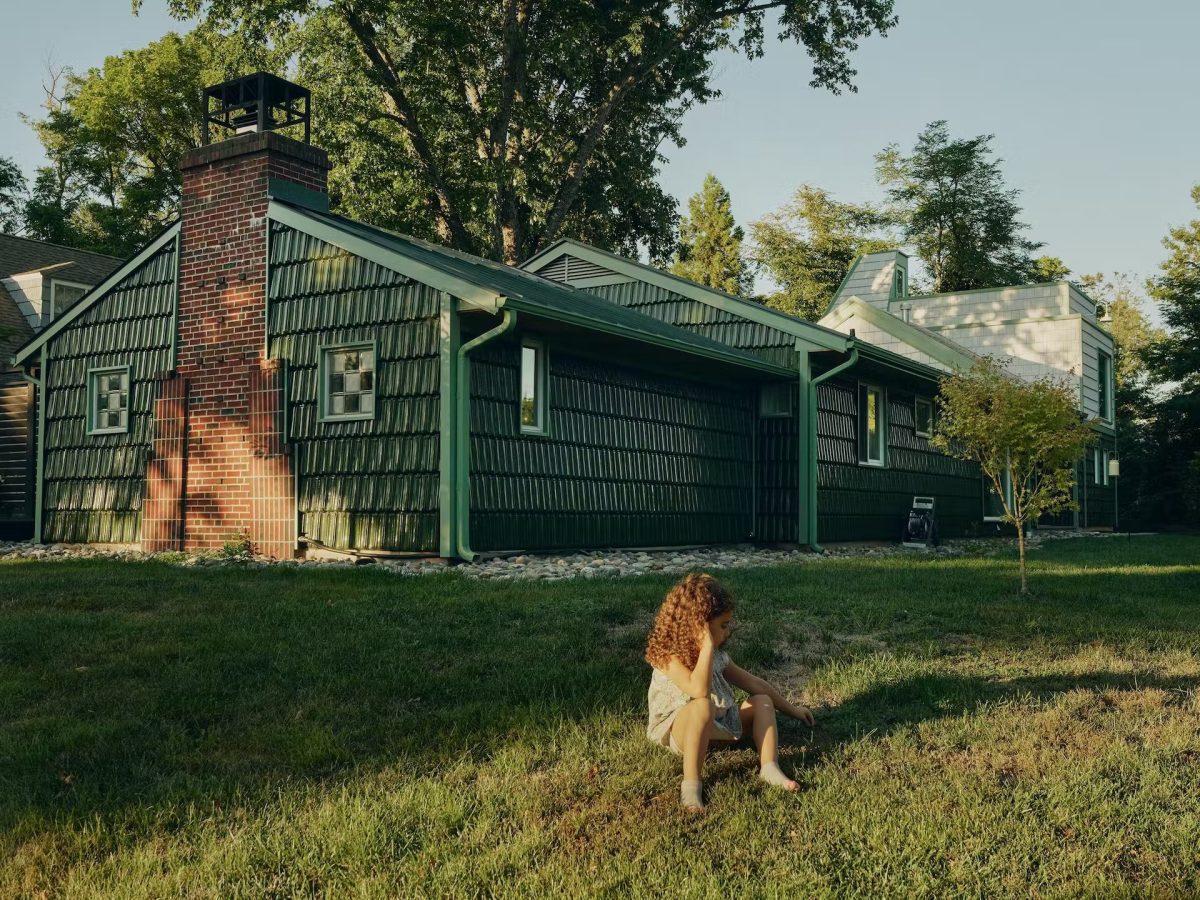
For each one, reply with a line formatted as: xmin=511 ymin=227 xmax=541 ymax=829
xmin=3 ymin=0 xmax=1198 ymax=300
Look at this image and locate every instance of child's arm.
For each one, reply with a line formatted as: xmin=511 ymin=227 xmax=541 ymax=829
xmin=724 ymin=662 xmax=815 ymax=725
xmin=661 ymin=627 xmax=717 ymax=700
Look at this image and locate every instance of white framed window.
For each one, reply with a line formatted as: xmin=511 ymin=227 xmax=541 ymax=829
xmin=320 ymin=342 xmax=376 ymax=422
xmin=983 ymin=469 xmax=1013 ymax=521
xmin=1095 ymin=448 xmax=1110 ymax=486
xmin=893 ymin=266 xmax=907 ymax=299
xmin=88 ymin=366 xmax=130 ymax=435
xmin=48 ymin=279 xmax=91 ymax=323
xmin=858 ymin=383 xmax=885 ymax=467
xmin=759 ymin=382 xmax=793 ymax=418
xmin=519 ymin=339 xmax=548 ymax=434
xmin=914 ymin=396 xmax=933 ymax=438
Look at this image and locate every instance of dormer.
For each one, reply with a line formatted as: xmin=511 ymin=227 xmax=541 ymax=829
xmin=828 ymin=250 xmax=909 ymax=312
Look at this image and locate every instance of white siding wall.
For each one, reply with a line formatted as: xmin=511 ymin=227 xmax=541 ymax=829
xmin=929 ymin=318 xmax=1082 ymax=391
xmin=827 ymin=311 xmax=950 ymax=371
xmin=1067 ymin=284 xmax=1097 ymax=318
xmin=907 ymin=283 xmax=1069 ymax=327
xmin=0 ymin=273 xmax=45 ymax=330
xmin=1080 ymin=319 xmax=1116 ymax=420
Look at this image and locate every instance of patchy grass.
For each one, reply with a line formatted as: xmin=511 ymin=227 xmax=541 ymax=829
xmin=2 ymin=535 xmax=1199 ymax=897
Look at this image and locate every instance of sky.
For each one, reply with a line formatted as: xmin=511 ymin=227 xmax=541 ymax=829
xmin=3 ymin=0 xmax=1198 ymax=310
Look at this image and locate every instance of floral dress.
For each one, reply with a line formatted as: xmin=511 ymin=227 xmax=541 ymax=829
xmin=647 ymin=648 xmax=742 ymax=750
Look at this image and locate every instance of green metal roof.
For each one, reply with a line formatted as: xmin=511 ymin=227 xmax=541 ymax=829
xmin=278 ymin=203 xmax=796 ymax=379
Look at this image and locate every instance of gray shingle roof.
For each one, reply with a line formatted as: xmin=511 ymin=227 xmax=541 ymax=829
xmin=0 ymin=233 xmax=120 ymax=283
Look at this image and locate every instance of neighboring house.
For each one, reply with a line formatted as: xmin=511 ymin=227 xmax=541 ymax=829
xmin=819 ymin=250 xmax=1117 ymax=528
xmin=0 ymin=235 xmax=119 ymax=537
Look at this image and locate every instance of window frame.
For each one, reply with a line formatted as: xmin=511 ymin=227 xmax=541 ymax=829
xmin=857 ymin=382 xmax=887 ymax=468
xmin=87 ymin=364 xmax=132 ymax=436
xmin=759 ymin=382 xmax=794 ymax=418
xmin=518 ymin=338 xmax=549 ymax=436
xmin=914 ymin=396 xmax=934 ymax=438
xmin=893 ymin=266 xmax=906 ymax=299
xmin=48 ymin=279 xmax=92 ymax=324
xmin=1094 ymin=448 xmax=1110 ymax=486
xmin=318 ymin=340 xmax=378 ymax=424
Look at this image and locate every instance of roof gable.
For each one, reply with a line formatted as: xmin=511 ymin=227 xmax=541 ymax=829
xmin=820 ymin=297 xmax=977 ymax=371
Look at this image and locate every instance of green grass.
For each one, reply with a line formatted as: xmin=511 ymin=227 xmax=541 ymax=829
xmin=2 ymin=535 xmax=1199 ymax=897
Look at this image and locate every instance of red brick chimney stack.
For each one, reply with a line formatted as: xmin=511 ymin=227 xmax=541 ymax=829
xmin=155 ymin=130 xmax=329 ymax=557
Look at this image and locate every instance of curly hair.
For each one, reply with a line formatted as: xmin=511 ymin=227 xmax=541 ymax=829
xmin=644 ymin=573 xmax=734 ymax=671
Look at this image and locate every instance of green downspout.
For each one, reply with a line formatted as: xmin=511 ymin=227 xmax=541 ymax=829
xmin=438 ymin=292 xmax=460 ymax=558
xmin=455 ymin=307 xmax=517 ymax=561
xmin=804 ymin=344 xmax=859 ymax=553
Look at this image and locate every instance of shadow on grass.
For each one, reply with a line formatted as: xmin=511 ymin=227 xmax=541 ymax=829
xmin=1 ymin=539 xmax=1198 ymax=833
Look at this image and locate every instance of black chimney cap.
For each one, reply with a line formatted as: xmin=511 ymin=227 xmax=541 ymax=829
xmin=202 ymin=72 xmax=310 ymax=145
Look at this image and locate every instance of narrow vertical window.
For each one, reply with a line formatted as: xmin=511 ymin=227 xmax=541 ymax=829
xmin=858 ymin=384 xmax=885 ymax=466
xmin=322 ymin=343 xmax=376 ymax=421
xmin=893 ymin=266 xmax=906 ymax=299
xmin=520 ymin=340 xmax=547 ymax=434
xmin=88 ymin=366 xmax=130 ymax=435
xmin=914 ymin=397 xmax=933 ymax=438
xmin=1097 ymin=351 xmax=1112 ymax=421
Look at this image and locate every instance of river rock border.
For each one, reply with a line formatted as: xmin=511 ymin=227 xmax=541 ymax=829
xmin=0 ymin=531 xmax=1135 ymax=581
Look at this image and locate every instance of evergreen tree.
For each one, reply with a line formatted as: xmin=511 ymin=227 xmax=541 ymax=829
xmin=877 ymin=121 xmax=1042 ymax=292
xmin=1144 ymin=185 xmax=1200 ymax=527
xmin=672 ymin=174 xmax=751 ymax=295
xmin=750 ymin=184 xmax=895 ymax=319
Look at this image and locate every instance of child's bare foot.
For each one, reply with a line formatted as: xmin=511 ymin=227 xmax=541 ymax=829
xmin=759 ymin=762 xmax=799 ymax=792
xmin=681 ymin=779 xmax=705 ymax=812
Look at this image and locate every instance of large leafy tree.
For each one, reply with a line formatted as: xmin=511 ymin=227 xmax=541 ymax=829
xmin=21 ymin=31 xmax=280 ymax=256
xmin=932 ymin=359 xmax=1095 ymax=595
xmin=671 ymin=174 xmax=750 ymax=295
xmin=1144 ymin=185 xmax=1200 ymax=527
xmin=877 ymin=121 xmax=1042 ymax=293
xmin=750 ymin=184 xmax=895 ymax=319
xmin=141 ymin=0 xmax=898 ymax=264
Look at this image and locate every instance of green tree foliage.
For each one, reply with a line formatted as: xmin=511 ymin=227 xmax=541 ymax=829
xmin=21 ymin=31 xmax=280 ymax=256
xmin=877 ymin=121 xmax=1042 ymax=293
xmin=0 ymin=157 xmax=25 ymax=234
xmin=1031 ymin=255 xmax=1071 ymax=282
xmin=932 ymin=359 xmax=1095 ymax=594
xmin=140 ymin=0 xmax=898 ymax=264
xmin=1144 ymin=185 xmax=1200 ymax=527
xmin=671 ymin=174 xmax=750 ymax=295
xmin=750 ymin=184 xmax=895 ymax=319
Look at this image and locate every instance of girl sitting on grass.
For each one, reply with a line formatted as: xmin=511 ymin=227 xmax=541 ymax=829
xmin=645 ymin=573 xmax=814 ymax=813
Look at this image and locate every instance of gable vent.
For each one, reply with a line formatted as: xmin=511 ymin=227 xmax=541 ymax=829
xmin=539 ymin=253 xmax=616 ymax=283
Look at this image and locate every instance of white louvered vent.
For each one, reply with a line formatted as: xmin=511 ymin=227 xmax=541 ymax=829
xmin=538 ymin=254 xmax=617 ymax=283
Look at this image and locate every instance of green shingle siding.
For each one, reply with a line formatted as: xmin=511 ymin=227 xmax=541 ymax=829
xmin=41 ymin=241 xmax=177 ymax=543
xmin=815 ymin=380 xmax=980 ymax=542
xmin=268 ymin=223 xmax=441 ymax=551
xmin=469 ymin=343 xmax=756 ymax=550
xmin=757 ymin=398 xmax=800 ymax=543
xmin=1082 ymin=435 xmax=1116 ymax=528
xmin=583 ymin=281 xmax=797 ymax=368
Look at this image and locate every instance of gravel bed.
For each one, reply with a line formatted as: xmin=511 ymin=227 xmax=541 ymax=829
xmin=0 ymin=530 xmax=1130 ymax=581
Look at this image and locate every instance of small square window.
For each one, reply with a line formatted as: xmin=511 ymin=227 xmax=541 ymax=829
xmin=88 ymin=366 xmax=130 ymax=435
xmin=914 ymin=397 xmax=933 ymax=438
xmin=322 ymin=343 xmax=376 ymax=422
xmin=520 ymin=340 xmax=548 ymax=434
xmin=760 ymin=383 xmax=793 ymax=418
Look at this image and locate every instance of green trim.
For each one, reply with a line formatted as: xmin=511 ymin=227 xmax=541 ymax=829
xmin=317 ymin=339 xmax=378 ymax=424
xmin=268 ymin=201 xmax=502 ymax=312
xmin=11 ymin=223 xmax=181 ymax=368
xmin=267 ymin=177 xmax=330 ymax=213
xmin=821 ymin=297 xmax=975 ymax=371
xmin=85 ymin=364 xmax=132 ymax=436
xmin=263 ymin=221 xmax=271 ymax=362
xmin=438 ymin=292 xmax=460 ymax=559
xmin=521 ymin=239 xmax=850 ymax=353
xmin=35 ymin=346 xmax=47 ymax=543
xmin=804 ymin=348 xmax=859 ymax=551
xmin=456 ymin=310 xmax=518 ymax=561
xmin=170 ymin=230 xmax=181 ymax=370
xmin=501 ymin=294 xmax=794 ymax=379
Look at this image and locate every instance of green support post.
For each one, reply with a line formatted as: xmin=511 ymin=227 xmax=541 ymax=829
xmin=803 ymin=344 xmax=859 ymax=553
xmin=438 ymin=292 xmax=461 ymax=558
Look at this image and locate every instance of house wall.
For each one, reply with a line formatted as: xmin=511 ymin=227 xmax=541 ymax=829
xmin=40 ymin=241 xmax=177 ymax=543
xmin=1080 ymin=318 xmax=1117 ymax=421
xmin=907 ymin=283 xmax=1070 ymax=326
xmin=0 ymin=374 xmax=33 ymax=523
xmin=267 ymin=222 xmax=442 ymax=552
xmin=815 ymin=379 xmax=982 ymax=541
xmin=468 ymin=340 xmax=758 ymax=551
xmin=1082 ymin=434 xmax=1117 ymax=528
xmin=925 ymin=317 xmax=1082 ymax=386
xmin=2 ymin=273 xmax=45 ymax=329
xmin=833 ymin=252 xmax=904 ymax=309
xmin=827 ymin=309 xmax=949 ymax=371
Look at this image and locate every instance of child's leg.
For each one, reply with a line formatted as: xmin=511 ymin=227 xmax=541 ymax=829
xmin=670 ymin=698 xmax=716 ymax=810
xmin=739 ymin=695 xmax=798 ymax=791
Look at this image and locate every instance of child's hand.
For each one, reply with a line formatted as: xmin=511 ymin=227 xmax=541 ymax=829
xmin=793 ymin=705 xmax=815 ymax=726
xmin=696 ymin=621 xmax=715 ymax=650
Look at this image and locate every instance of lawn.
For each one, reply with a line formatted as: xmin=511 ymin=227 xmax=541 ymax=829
xmin=2 ymin=535 xmax=1199 ymax=897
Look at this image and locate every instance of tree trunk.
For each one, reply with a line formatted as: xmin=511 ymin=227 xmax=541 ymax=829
xmin=1016 ymin=520 xmax=1028 ymax=595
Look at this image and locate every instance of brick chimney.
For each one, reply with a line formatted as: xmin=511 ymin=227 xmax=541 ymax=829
xmin=143 ymin=77 xmax=330 ymax=559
